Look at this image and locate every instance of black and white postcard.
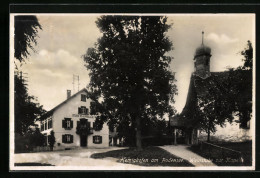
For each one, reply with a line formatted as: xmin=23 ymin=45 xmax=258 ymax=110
xmin=9 ymin=12 xmax=255 ymax=171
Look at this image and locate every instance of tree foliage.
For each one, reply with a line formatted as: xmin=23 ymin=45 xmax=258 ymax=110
xmin=26 ymin=127 xmax=45 ymax=147
xmin=14 ymin=15 xmax=45 ymax=136
xmin=228 ymin=40 xmax=253 ymax=127
xmin=193 ymin=75 xmax=236 ymax=142
xmin=83 ymin=16 xmax=177 ymax=149
xmin=194 ymin=40 xmax=253 ymax=142
xmin=48 ymin=131 xmax=56 ymax=151
xmin=14 ymin=15 xmax=42 ymax=62
xmin=15 ymin=73 xmax=45 ymax=135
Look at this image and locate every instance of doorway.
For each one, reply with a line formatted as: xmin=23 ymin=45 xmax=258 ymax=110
xmin=80 ymin=134 xmax=87 ymax=147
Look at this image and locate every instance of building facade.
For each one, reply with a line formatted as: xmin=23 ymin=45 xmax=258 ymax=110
xmin=40 ymin=88 xmax=109 ymax=150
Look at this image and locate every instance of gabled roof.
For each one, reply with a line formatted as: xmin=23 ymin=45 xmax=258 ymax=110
xmin=40 ymin=88 xmax=89 ymax=120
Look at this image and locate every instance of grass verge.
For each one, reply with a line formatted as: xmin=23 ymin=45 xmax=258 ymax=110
xmin=188 ymin=141 xmax=252 ymax=166
xmin=91 ymin=146 xmax=193 ymax=167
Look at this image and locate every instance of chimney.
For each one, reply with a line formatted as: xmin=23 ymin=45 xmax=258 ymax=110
xmin=67 ymin=90 xmax=71 ymax=99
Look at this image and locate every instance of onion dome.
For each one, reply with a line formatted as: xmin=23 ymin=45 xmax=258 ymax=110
xmin=194 ymin=31 xmax=211 ymax=59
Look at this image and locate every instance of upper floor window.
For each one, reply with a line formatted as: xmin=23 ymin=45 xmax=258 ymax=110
xmin=41 ymin=123 xmax=44 ymax=131
xmin=48 ymin=119 xmax=52 ymax=129
xmin=78 ymin=106 xmax=89 ymax=115
xmin=62 ymin=118 xmax=73 ymax=129
xmin=81 ymin=94 xmax=87 ymax=102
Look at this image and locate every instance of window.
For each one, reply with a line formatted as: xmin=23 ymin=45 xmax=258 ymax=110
xmin=62 ymin=134 xmax=73 ymax=143
xmin=44 ymin=122 xmax=47 ymax=130
xmin=93 ymin=135 xmax=102 ymax=144
xmin=81 ymin=94 xmax=87 ymax=102
xmin=62 ymin=118 xmax=73 ymax=129
xmin=78 ymin=106 xmax=89 ymax=115
xmin=41 ymin=123 xmax=44 ymax=131
xmin=48 ymin=119 xmax=52 ymax=129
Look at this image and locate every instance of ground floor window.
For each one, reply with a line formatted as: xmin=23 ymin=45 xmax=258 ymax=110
xmin=62 ymin=134 xmax=73 ymax=143
xmin=93 ymin=135 xmax=102 ymax=144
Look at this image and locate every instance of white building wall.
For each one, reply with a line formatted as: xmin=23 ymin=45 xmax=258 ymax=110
xmin=88 ymin=124 xmax=109 ymax=148
xmin=42 ymin=90 xmax=109 ymax=150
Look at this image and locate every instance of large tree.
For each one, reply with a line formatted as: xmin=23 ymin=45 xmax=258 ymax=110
xmin=14 ymin=15 xmax=45 ymax=135
xmin=14 ymin=15 xmax=42 ymax=63
xmin=83 ymin=16 xmax=177 ymax=149
xmin=228 ymin=40 xmax=253 ymax=128
xmin=15 ymin=73 xmax=45 ymax=135
xmin=195 ymin=40 xmax=253 ymax=142
xmin=194 ymin=75 xmax=235 ymax=142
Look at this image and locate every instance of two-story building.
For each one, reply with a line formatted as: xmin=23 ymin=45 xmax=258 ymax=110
xmin=39 ymin=88 xmax=109 ymax=150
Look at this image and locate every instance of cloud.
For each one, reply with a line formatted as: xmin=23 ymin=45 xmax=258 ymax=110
xmin=21 ymin=49 xmax=90 ymax=110
xmin=207 ymin=33 xmax=238 ymax=45
xmin=30 ymin=49 xmax=85 ymax=76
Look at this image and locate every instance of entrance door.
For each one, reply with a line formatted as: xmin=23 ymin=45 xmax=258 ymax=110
xmin=80 ymin=134 xmax=87 ymax=147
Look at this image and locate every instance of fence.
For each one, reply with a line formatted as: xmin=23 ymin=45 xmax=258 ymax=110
xmin=32 ymin=146 xmax=51 ymax=152
xmin=199 ymin=141 xmax=244 ymax=164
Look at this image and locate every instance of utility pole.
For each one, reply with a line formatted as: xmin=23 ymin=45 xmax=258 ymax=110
xmin=72 ymin=74 xmax=80 ymax=94
xmin=17 ymin=71 xmax=28 ymax=86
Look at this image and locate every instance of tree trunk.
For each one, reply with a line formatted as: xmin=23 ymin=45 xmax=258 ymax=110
xmin=173 ymin=128 xmax=177 ymax=145
xmin=135 ymin=116 xmax=142 ymax=150
xmin=207 ymin=127 xmax=210 ymax=143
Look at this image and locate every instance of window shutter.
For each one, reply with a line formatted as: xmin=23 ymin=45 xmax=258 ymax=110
xmin=99 ymin=136 xmax=102 ymax=144
xmin=78 ymin=107 xmax=82 ymax=114
xmin=93 ymin=122 xmax=96 ymax=130
xmin=71 ymin=135 xmax=73 ymax=143
xmin=86 ymin=108 xmax=89 ymax=115
xmin=62 ymin=135 xmax=66 ymax=143
xmin=71 ymin=120 xmax=73 ymax=128
xmin=62 ymin=120 xmax=66 ymax=128
xmin=93 ymin=136 xmax=96 ymax=143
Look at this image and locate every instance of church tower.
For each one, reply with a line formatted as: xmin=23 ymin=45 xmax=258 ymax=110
xmin=194 ymin=31 xmax=212 ymax=79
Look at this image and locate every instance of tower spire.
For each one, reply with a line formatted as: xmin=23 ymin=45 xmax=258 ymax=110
xmin=202 ymin=31 xmax=204 ymax=45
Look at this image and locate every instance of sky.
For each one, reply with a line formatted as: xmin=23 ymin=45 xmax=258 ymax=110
xmin=12 ymin=14 xmax=255 ymax=114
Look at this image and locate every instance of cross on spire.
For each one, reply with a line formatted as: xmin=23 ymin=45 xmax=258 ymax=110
xmin=202 ymin=31 xmax=204 ymax=45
